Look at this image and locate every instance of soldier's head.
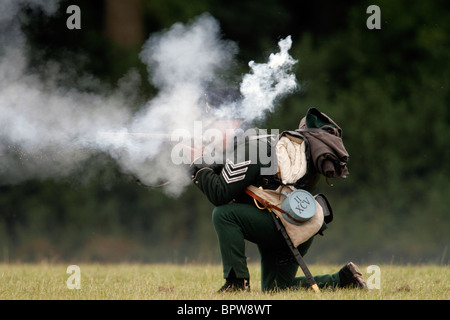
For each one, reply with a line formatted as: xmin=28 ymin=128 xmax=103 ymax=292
xmin=201 ymin=87 xmax=247 ymax=133
xmin=199 ymin=87 xmax=247 ymax=154
xmin=202 ymin=87 xmax=242 ymax=116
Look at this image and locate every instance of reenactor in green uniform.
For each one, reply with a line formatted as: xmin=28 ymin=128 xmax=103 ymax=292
xmin=190 ymin=91 xmax=367 ymax=292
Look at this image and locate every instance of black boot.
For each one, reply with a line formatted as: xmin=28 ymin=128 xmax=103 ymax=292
xmin=218 ymin=278 xmax=250 ymax=293
xmin=338 ymin=262 xmax=368 ymax=289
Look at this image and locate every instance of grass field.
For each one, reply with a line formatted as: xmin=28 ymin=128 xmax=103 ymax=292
xmin=0 ymin=263 xmax=448 ymax=300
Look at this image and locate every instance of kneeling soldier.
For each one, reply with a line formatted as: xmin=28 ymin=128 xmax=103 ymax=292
xmin=190 ymin=97 xmax=367 ymax=292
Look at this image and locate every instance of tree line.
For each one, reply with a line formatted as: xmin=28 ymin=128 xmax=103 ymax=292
xmin=0 ymin=0 xmax=448 ymax=264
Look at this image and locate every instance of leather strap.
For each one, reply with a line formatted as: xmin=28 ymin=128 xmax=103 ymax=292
xmin=245 ymin=188 xmax=306 ymax=225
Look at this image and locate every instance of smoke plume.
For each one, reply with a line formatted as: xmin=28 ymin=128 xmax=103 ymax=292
xmin=0 ymin=1 xmax=299 ymax=196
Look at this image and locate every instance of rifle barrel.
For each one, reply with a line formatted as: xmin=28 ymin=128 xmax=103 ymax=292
xmin=97 ymin=132 xmax=173 ymax=139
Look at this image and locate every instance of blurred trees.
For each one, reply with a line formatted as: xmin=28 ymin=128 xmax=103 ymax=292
xmin=105 ymin=0 xmax=144 ymax=46
xmin=0 ymin=0 xmax=448 ymax=264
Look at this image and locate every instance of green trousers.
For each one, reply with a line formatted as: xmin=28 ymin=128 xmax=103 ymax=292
xmin=212 ymin=203 xmax=341 ymax=291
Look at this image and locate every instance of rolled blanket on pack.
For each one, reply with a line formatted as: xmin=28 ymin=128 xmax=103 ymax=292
xmin=276 ymin=135 xmax=307 ymax=185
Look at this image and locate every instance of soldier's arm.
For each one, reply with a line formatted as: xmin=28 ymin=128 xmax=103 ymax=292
xmin=190 ymin=159 xmax=261 ymax=206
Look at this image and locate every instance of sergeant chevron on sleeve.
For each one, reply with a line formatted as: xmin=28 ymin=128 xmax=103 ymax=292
xmin=190 ymin=135 xmax=272 ymax=206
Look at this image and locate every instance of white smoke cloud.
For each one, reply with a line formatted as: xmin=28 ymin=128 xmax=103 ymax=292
xmin=0 ymin=0 xmax=133 ymax=185
xmin=97 ymin=14 xmax=240 ymax=195
xmin=240 ymin=36 xmax=298 ymax=121
xmin=0 ymin=2 xmax=299 ymax=196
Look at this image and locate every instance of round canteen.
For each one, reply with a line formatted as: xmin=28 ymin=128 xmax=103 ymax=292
xmin=281 ymin=189 xmax=316 ymax=225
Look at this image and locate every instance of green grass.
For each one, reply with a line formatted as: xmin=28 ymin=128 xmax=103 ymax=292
xmin=0 ymin=263 xmax=448 ymax=300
